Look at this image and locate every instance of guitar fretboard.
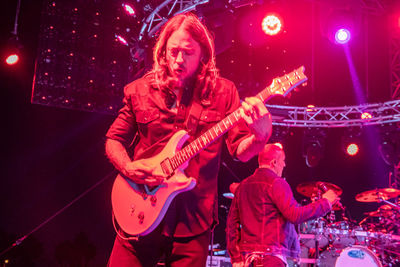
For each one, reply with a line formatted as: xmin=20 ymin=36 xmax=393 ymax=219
xmin=168 ymin=88 xmax=271 ymax=171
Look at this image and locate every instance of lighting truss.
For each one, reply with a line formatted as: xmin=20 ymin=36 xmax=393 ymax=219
xmin=267 ymin=100 xmax=400 ymax=128
xmin=390 ymin=28 xmax=400 ymax=100
xmin=138 ymin=0 xmax=209 ymax=41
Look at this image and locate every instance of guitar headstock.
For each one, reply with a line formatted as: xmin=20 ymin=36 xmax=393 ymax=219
xmin=269 ymin=66 xmax=308 ymax=97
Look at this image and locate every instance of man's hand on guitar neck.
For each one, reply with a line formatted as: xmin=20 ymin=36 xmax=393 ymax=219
xmin=241 ymin=96 xmax=272 ymax=142
xmin=123 ymin=159 xmax=165 ymax=186
xmin=236 ymin=97 xmax=272 ymax=162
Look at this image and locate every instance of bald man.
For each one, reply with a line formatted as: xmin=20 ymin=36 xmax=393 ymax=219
xmin=226 ymin=144 xmax=339 ymax=267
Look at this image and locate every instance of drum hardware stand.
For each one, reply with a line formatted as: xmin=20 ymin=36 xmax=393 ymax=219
xmin=314 ymin=239 xmax=321 ymax=267
xmin=314 ymin=187 xmax=323 ymax=267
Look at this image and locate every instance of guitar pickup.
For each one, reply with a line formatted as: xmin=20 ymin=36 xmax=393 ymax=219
xmin=160 ymin=158 xmax=174 ymax=177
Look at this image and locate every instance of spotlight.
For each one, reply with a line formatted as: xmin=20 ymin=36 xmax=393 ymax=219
xmin=334 ymin=28 xmax=351 ymax=44
xmin=302 ymin=129 xmax=326 ymax=168
xmin=378 ymin=124 xmax=400 ymax=166
xmin=306 ymin=104 xmax=315 ymax=112
xmin=5 ymin=0 xmax=23 ymax=66
xmin=361 ymin=112 xmax=372 ymax=120
xmin=346 ymin=143 xmax=359 ymax=156
xmin=261 ymin=14 xmax=282 ymax=36
xmin=379 ymin=140 xmax=400 ymax=166
xmin=341 ymin=128 xmax=361 ymax=157
xmin=320 ymin=6 xmax=360 ymax=45
xmin=5 ymin=53 xmax=19 ymax=65
xmin=304 ymin=141 xmax=323 ymax=168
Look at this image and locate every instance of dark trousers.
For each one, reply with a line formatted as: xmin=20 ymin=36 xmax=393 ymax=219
xmin=108 ymin=229 xmax=210 ymax=267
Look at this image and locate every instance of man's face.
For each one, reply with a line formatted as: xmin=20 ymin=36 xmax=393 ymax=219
xmin=275 ymin=151 xmax=286 ymax=177
xmin=166 ymin=27 xmax=202 ymax=87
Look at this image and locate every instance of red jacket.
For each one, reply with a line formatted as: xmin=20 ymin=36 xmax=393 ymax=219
xmin=226 ymin=168 xmax=331 ymax=262
xmin=106 ymin=72 xmax=251 ymax=237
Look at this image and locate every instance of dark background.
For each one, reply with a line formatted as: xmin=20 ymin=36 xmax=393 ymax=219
xmin=0 ymin=0 xmax=399 ymax=265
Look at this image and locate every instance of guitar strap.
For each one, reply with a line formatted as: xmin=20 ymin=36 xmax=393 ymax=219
xmin=185 ymin=100 xmax=204 ymax=135
xmin=173 ymin=88 xmax=204 ymax=136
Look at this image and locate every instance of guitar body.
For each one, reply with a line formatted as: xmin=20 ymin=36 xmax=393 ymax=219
xmin=111 ymin=130 xmax=197 ymax=236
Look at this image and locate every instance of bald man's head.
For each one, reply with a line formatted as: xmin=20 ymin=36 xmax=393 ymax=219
xmin=258 ymin=143 xmax=286 ymax=176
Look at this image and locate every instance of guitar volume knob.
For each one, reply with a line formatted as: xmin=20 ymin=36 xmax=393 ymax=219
xmin=138 ymin=212 xmax=144 ymax=224
xmin=130 ymin=204 xmax=136 ymax=215
xmin=150 ymin=196 xmax=157 ymax=206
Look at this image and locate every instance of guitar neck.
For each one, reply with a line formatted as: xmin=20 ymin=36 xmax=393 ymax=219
xmin=167 ymin=87 xmax=274 ymax=171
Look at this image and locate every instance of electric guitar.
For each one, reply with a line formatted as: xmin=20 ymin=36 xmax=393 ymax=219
xmin=111 ymin=66 xmax=308 ymax=236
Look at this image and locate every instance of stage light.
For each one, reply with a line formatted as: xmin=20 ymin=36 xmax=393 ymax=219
xmin=302 ymin=129 xmax=326 ymax=168
xmin=341 ymin=128 xmax=361 ymax=157
xmin=5 ymin=53 xmax=19 ymax=65
xmin=304 ymin=141 xmax=323 ymax=168
xmin=361 ymin=112 xmax=372 ymax=120
xmin=379 ymin=140 xmax=399 ymax=166
xmin=306 ymin=104 xmax=315 ymax=112
xmin=335 ymin=28 xmax=351 ymax=44
xmin=4 ymin=36 xmax=22 ymax=66
xmin=320 ymin=6 xmax=360 ymax=45
xmin=346 ymin=143 xmax=359 ymax=156
xmin=122 ymin=3 xmax=135 ymax=16
xmin=261 ymin=14 xmax=282 ymax=36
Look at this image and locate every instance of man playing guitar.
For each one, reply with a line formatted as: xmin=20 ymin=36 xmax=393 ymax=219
xmin=105 ymin=12 xmax=272 ymax=267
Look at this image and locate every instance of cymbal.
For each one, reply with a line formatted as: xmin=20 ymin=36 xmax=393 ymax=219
xmin=364 ymin=209 xmax=394 ymax=217
xmin=355 ymin=188 xmax=400 ymax=202
xmin=296 ymin=181 xmax=343 ymax=198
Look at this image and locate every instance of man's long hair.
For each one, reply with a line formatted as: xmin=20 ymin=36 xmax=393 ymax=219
xmin=151 ymin=12 xmax=219 ymax=102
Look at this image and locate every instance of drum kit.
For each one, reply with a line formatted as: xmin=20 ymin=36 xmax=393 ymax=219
xmin=295 ymin=181 xmax=400 ymax=267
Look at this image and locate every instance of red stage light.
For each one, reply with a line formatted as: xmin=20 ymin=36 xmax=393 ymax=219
xmin=261 ymin=14 xmax=282 ymax=36
xmin=346 ymin=143 xmax=359 ymax=156
xmin=306 ymin=104 xmax=315 ymax=112
xmin=5 ymin=54 xmax=19 ymax=65
xmin=361 ymin=112 xmax=372 ymax=120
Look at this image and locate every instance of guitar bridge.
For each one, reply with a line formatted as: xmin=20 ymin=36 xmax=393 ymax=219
xmin=160 ymin=158 xmax=174 ymax=177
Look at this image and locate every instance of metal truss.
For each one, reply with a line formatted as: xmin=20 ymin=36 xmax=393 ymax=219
xmin=390 ymin=30 xmax=400 ymax=100
xmin=267 ymin=100 xmax=400 ymax=128
xmin=138 ymin=0 xmax=209 ymax=41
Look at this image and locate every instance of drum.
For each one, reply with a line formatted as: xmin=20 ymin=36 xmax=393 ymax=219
xmin=319 ymin=245 xmax=382 ymax=267
xmin=299 ymin=219 xmax=328 ymax=248
xmin=326 ymin=221 xmax=356 ymax=248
